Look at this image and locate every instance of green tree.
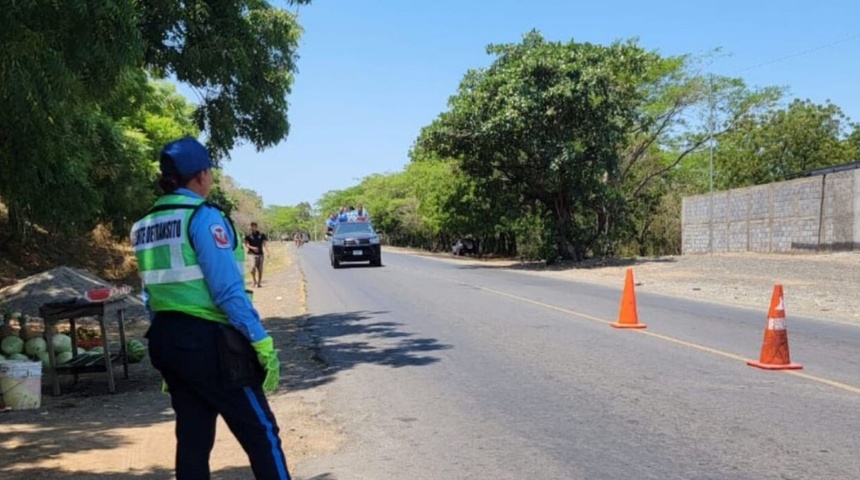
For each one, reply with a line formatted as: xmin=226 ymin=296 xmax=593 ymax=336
xmin=416 ymin=31 xmax=664 ymax=261
xmin=715 ymin=99 xmax=856 ymax=188
xmin=265 ymin=202 xmax=314 ymax=239
xmin=0 ymin=1 xmax=145 ymax=235
xmin=140 ymin=0 xmax=310 ymax=157
xmin=128 ymin=80 xmax=200 ymax=160
xmin=341 ymin=175 xmax=409 ymax=242
xmin=848 ymin=125 xmax=860 ymax=157
xmin=266 ymin=205 xmax=300 ymax=239
xmin=101 ymin=77 xmax=203 ymax=233
xmin=617 ymin=69 xmax=781 ymax=255
xmin=316 ymin=186 xmax=366 ymax=220
xmin=0 ymin=0 xmax=309 ymax=238
xmin=407 ymin=151 xmax=519 ymax=255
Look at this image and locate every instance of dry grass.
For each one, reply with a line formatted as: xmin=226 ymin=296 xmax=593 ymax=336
xmin=0 ymin=223 xmax=137 ymax=288
xmin=243 ymin=240 xmax=292 ymax=289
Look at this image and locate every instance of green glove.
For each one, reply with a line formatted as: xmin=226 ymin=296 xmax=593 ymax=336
xmin=161 ymin=379 xmax=170 ymax=395
xmin=252 ymin=336 xmax=280 ymax=393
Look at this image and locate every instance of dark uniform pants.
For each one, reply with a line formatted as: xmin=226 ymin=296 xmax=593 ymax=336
xmin=147 ymin=312 xmax=290 ymax=480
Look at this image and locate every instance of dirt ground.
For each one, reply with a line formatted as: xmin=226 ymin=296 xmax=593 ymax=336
xmin=0 ymin=242 xmax=342 ymax=480
xmin=1 ymin=243 xmax=858 ymax=479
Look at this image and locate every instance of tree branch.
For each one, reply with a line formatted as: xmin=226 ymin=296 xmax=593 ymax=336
xmin=627 ymin=135 xmax=709 ymax=201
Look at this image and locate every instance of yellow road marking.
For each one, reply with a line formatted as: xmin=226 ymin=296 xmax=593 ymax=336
xmin=783 ymin=371 xmax=860 ymax=395
xmin=473 ymin=283 xmax=860 ymax=396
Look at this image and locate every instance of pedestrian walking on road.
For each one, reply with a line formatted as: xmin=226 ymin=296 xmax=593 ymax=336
xmin=245 ymin=222 xmax=270 ymax=287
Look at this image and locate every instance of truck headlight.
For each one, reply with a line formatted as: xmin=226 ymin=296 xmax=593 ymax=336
xmin=369 ymin=236 xmax=380 ymax=244
xmin=332 ymin=238 xmax=345 ymax=246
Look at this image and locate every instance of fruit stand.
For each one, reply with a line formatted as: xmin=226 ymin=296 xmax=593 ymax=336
xmin=39 ymin=293 xmax=130 ymax=396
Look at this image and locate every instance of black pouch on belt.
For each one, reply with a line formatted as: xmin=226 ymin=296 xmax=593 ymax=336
xmin=215 ymin=325 xmax=265 ymax=389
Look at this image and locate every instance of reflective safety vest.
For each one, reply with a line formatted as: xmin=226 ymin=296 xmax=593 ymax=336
xmin=131 ymin=194 xmax=244 ymax=323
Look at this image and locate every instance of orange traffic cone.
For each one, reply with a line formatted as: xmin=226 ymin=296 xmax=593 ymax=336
xmin=747 ymin=284 xmax=802 ymax=370
xmin=611 ymin=268 xmax=646 ymax=329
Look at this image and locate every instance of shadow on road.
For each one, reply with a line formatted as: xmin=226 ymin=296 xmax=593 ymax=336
xmin=1 ymin=465 xmax=267 ymax=480
xmin=301 ymin=474 xmax=337 ymax=480
xmin=266 ymin=310 xmax=451 ymax=393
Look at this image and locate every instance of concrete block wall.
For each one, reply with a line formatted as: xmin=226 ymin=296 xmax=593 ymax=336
xmin=682 ymin=170 xmax=859 ymax=254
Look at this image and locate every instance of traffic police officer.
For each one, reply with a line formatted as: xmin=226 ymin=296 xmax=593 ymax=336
xmin=131 ymin=136 xmax=290 ymax=479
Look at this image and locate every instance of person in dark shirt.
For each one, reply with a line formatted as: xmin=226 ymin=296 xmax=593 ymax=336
xmin=244 ymin=222 xmax=269 ymax=288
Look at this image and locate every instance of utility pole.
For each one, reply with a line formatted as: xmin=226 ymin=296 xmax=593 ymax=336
xmin=708 ymin=74 xmax=716 ymax=255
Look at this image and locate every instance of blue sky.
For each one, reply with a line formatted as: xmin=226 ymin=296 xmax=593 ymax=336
xmin=182 ymin=0 xmax=860 ymax=208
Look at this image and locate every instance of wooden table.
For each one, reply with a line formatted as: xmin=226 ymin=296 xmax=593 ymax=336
xmin=39 ymin=297 xmax=130 ymax=396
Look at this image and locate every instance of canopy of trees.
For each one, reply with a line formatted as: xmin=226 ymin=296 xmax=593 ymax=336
xmin=303 ymin=31 xmax=858 ymax=263
xmin=0 ymin=0 xmax=309 ymax=239
xmin=4 ymin=8 xmax=855 ymax=264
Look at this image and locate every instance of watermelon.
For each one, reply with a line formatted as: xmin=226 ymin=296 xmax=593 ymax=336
xmin=51 ymin=333 xmax=73 ymax=354
xmin=84 ymin=287 xmax=112 ymax=302
xmin=84 ymin=285 xmax=133 ymax=303
xmin=56 ymin=351 xmax=73 ymax=364
xmin=1 ymin=336 xmax=24 ymax=356
xmin=37 ymin=351 xmax=50 ymax=368
xmin=126 ymin=339 xmax=147 ymax=363
xmin=24 ymin=337 xmax=47 ymax=357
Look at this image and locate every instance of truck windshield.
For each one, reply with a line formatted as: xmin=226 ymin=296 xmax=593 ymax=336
xmin=334 ymin=222 xmax=374 ymax=235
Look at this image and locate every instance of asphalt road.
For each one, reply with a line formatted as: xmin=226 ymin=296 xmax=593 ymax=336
xmin=293 ymin=243 xmax=860 ymax=480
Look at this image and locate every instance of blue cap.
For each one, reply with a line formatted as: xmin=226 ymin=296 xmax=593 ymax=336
xmin=160 ymin=137 xmax=215 ymax=176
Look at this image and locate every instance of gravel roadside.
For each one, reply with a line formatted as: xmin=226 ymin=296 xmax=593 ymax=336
xmin=387 ymin=247 xmax=860 ymax=325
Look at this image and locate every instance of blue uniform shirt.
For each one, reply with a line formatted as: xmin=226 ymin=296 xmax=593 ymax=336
xmin=180 ymin=188 xmax=268 ymax=342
